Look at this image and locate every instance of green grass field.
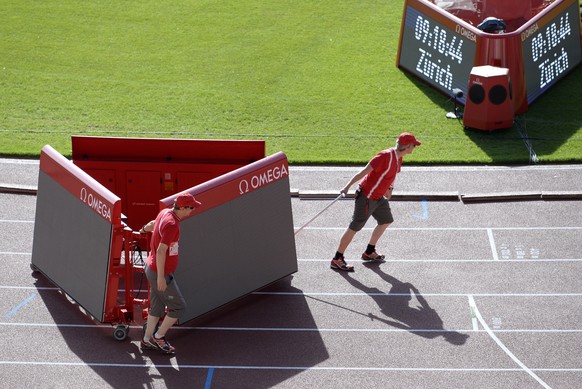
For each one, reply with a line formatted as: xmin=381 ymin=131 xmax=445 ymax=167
xmin=1 ymin=1 xmax=581 ymax=164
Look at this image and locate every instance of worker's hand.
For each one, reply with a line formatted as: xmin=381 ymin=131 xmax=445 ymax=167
xmin=157 ymin=277 xmax=167 ymax=292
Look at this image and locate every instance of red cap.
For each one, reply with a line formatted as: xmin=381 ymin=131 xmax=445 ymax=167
xmin=174 ymin=193 xmax=202 ymax=208
xmin=398 ymin=132 xmax=421 ymax=146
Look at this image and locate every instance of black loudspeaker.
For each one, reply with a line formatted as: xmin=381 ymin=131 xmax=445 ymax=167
xmin=463 ymin=66 xmax=514 ymax=131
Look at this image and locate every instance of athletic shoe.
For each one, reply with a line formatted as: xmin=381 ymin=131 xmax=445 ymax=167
xmin=361 ymin=251 xmax=385 ymax=261
xmin=150 ymin=336 xmax=176 ymax=354
xmin=140 ymin=338 xmax=157 ymax=351
xmin=330 ymin=256 xmax=354 ymax=272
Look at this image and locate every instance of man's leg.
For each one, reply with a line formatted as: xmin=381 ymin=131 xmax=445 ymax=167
xmin=361 ymin=222 xmax=391 ymax=261
xmin=154 ymin=276 xmax=185 ymax=339
xmin=369 ymin=223 xmax=390 ymax=246
xmin=144 ymin=314 xmax=160 ymax=339
xmin=337 ymin=227 xmax=357 ymax=254
xmin=156 ymin=316 xmax=178 ymax=338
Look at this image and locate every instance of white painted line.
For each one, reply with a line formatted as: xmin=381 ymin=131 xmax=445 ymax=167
xmin=295 ymin=226 xmax=582 ymax=231
xmin=5 ymin=253 xmax=581 ymax=262
xmin=5 ymin=255 xmax=582 ymax=262
xmin=295 ymin=258 xmax=582 ymax=263
xmin=0 ymin=321 xmax=461 ymax=333
xmin=5 ymin=220 xmax=582 ymax=231
xmin=468 ymin=296 xmax=479 ymax=331
xmin=0 ymin=286 xmax=59 ymax=290
xmin=4 ymin=286 xmax=582 ymax=298
xmin=468 ymin=295 xmax=551 ymax=389
xmin=487 ymin=229 xmax=499 ymax=261
xmin=2 ymin=321 xmax=582 ymax=334
xmin=253 ymin=291 xmax=582 ymax=298
xmin=0 ymin=159 xmax=39 ymax=165
xmin=0 ymin=359 xmax=581 ymax=372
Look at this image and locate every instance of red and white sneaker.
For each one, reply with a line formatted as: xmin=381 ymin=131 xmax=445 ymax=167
xmin=361 ymin=251 xmax=385 ymax=261
xmin=148 ymin=336 xmax=175 ymax=354
xmin=330 ymin=256 xmax=354 ymax=272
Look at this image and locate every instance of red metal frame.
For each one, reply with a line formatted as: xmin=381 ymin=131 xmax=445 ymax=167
xmin=104 ymin=228 xmax=151 ymax=327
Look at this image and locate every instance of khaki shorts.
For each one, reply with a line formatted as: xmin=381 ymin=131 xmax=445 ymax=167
xmin=348 ymin=190 xmax=394 ymax=232
xmin=145 ymin=265 xmax=187 ymax=319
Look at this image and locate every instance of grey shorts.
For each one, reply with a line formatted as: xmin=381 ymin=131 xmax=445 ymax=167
xmin=145 ymin=265 xmax=187 ymax=319
xmin=348 ymin=190 xmax=394 ymax=232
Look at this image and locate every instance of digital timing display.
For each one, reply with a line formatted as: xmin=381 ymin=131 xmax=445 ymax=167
xmin=521 ymin=1 xmax=582 ymax=104
xmin=398 ymin=5 xmax=478 ymax=104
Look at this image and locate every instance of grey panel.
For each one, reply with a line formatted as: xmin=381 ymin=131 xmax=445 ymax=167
xmin=176 ymin=177 xmax=297 ymax=322
xmin=398 ymin=5 xmax=477 ymax=104
xmin=31 ymin=171 xmax=112 ymax=322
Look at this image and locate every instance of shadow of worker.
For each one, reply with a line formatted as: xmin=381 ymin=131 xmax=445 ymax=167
xmin=340 ymin=263 xmax=468 ymax=346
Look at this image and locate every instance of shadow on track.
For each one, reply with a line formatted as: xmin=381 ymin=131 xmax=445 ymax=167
xmin=339 ymin=263 xmax=469 ymax=346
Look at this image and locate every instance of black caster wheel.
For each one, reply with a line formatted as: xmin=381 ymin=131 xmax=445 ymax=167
xmin=113 ymin=324 xmax=129 ymax=341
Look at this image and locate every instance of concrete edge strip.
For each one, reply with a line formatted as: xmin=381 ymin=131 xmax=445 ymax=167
xmin=296 ymin=190 xmax=582 ymax=202
xmin=3 ymin=184 xmax=582 ymax=201
xmin=0 ymin=184 xmax=37 ymax=196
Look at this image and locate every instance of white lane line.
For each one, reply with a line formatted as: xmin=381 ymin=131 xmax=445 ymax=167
xmin=295 ymin=258 xmax=582 ymax=263
xmin=468 ymin=296 xmax=479 ymax=331
xmin=0 ymin=159 xmax=39 ymax=165
xmin=253 ymin=291 xmax=582 ymax=297
xmin=4 ymin=253 xmax=581 ymax=262
xmin=0 ymin=322 xmax=463 ymax=333
xmin=4 ymin=286 xmax=582 ymax=298
xmin=468 ymin=295 xmax=551 ymax=389
xmin=295 ymin=226 xmax=582 ymax=231
xmin=487 ymin=228 xmax=499 ymax=261
xmin=4 ymin=254 xmax=582 ymax=262
xmin=1 ymin=223 xmax=581 ymax=231
xmin=0 ymin=360 xmax=581 ymax=372
xmin=2 ymin=321 xmax=582 ymax=333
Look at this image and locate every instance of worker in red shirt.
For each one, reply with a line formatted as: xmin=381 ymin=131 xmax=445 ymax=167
xmin=140 ymin=192 xmax=201 ymax=353
xmin=331 ymin=132 xmax=421 ymax=271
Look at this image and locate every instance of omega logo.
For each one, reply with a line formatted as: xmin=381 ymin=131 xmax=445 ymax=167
xmin=80 ymin=187 xmax=112 ymax=222
xmin=238 ymin=163 xmax=289 ymax=195
xmin=455 ymin=25 xmax=476 ymax=43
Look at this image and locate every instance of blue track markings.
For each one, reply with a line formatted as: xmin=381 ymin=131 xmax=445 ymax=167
xmin=4 ymin=293 xmax=36 ymax=318
xmin=413 ymin=199 xmax=429 ymax=221
xmin=204 ymin=367 xmax=215 ymax=389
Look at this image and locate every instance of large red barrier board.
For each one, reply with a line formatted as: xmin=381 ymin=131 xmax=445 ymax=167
xmin=72 ymin=136 xmax=266 ymax=230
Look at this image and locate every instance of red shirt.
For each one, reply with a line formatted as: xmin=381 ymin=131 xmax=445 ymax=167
xmin=147 ymin=209 xmax=181 ymax=274
xmin=359 ymin=148 xmax=402 ymax=200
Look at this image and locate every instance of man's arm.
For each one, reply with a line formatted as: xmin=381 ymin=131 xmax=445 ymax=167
xmin=156 ymin=242 xmax=168 ymax=292
xmin=141 ymin=220 xmax=155 ymax=233
xmin=341 ymin=162 xmax=373 ymax=195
